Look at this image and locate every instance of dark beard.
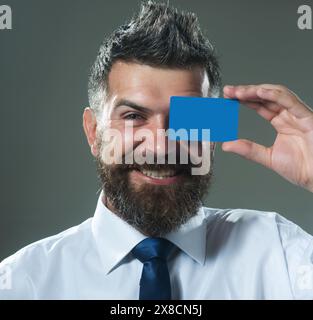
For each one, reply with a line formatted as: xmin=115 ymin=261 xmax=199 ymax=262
xmin=96 ymin=155 xmax=214 ymax=237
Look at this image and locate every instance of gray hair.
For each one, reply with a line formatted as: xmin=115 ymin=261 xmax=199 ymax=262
xmin=88 ymin=0 xmax=222 ymax=118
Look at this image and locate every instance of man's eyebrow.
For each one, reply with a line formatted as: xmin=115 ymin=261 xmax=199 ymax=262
xmin=114 ymin=99 xmax=152 ymax=114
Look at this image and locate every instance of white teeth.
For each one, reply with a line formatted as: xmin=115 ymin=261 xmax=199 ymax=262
xmin=140 ymin=169 xmax=176 ymax=179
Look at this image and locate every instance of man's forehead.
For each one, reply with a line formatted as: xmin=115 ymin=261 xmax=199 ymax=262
xmin=107 ymin=60 xmax=210 ymax=100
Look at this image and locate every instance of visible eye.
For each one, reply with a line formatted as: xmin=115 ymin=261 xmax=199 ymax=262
xmin=124 ymin=113 xmax=145 ymax=121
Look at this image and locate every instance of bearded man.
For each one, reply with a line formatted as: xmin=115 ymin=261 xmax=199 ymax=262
xmin=1 ymin=1 xmax=313 ymax=300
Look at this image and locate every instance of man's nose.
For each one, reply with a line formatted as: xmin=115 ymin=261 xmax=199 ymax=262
xmin=145 ymin=116 xmax=169 ymax=158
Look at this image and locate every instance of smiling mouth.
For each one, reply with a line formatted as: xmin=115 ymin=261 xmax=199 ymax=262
xmin=136 ymin=168 xmax=181 ymax=179
xmin=131 ymin=166 xmax=189 ymax=184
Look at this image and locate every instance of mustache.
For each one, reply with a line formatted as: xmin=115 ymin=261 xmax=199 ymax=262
xmin=114 ymin=151 xmax=205 ymax=174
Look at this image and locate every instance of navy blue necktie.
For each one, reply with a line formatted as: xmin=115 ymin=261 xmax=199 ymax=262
xmin=132 ymin=237 xmax=175 ymax=300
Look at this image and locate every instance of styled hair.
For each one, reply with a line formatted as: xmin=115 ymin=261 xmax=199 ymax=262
xmin=88 ymin=0 xmax=221 ymax=117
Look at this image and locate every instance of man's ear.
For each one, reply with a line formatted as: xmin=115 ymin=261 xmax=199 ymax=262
xmin=83 ymin=107 xmax=98 ymax=157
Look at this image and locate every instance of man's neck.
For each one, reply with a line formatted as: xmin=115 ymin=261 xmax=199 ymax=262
xmin=101 ymin=193 xmax=118 ymax=215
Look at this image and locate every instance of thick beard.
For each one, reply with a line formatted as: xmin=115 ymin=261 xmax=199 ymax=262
xmin=95 ymin=154 xmax=214 ymax=237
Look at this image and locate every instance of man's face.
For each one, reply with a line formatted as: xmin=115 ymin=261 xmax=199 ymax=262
xmin=84 ymin=60 xmax=215 ymax=237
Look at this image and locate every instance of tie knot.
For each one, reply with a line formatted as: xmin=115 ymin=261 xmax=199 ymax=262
xmin=132 ymin=237 xmax=175 ymax=263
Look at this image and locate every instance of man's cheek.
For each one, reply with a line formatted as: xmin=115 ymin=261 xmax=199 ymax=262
xmin=123 ymin=129 xmax=136 ymax=163
xmin=98 ymin=128 xmax=124 ymax=165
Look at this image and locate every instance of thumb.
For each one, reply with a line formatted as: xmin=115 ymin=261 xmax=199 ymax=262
xmin=222 ymin=139 xmax=272 ymax=169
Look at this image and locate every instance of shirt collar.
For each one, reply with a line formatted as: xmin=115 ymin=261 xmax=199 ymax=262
xmin=91 ymin=190 xmax=207 ymax=275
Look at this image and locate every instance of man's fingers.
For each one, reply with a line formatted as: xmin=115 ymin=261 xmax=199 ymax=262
xmin=223 ymin=91 xmax=278 ymax=122
xmin=223 ymin=90 xmax=281 ymax=114
xmin=224 ymin=85 xmax=263 ymax=102
xmin=222 ymin=139 xmax=272 ymax=169
xmin=224 ymin=84 xmax=313 ymax=119
xmin=223 ymin=85 xmax=282 ymax=113
xmin=256 ymin=87 xmax=313 ymax=119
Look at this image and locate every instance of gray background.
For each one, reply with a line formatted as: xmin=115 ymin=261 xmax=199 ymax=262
xmin=0 ymin=0 xmax=312 ymax=260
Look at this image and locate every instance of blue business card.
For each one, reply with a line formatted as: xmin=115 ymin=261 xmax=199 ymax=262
xmin=168 ymin=96 xmax=239 ymax=142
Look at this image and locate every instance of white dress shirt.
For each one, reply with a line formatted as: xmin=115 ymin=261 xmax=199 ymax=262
xmin=1 ymin=191 xmax=313 ymax=300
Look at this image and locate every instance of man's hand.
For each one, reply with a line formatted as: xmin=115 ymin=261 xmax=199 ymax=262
xmin=223 ymin=84 xmax=313 ymax=193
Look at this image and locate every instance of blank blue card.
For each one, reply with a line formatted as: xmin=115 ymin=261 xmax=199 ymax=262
xmin=168 ymin=96 xmax=239 ymax=142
